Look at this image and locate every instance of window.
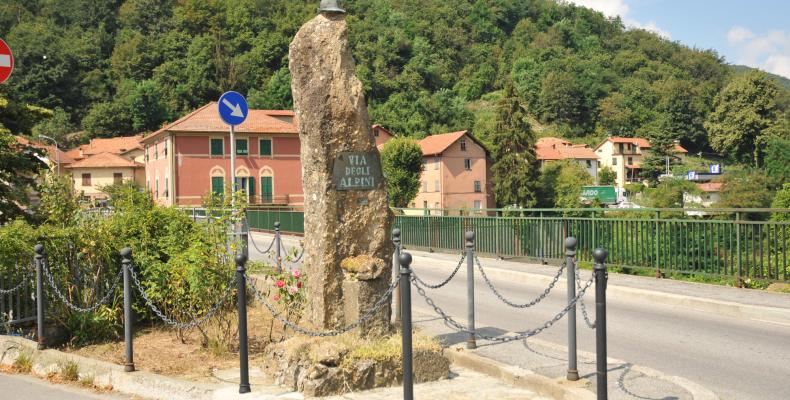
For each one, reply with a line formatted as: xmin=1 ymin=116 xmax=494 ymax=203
xmin=434 ymin=157 xmax=440 ymax=170
xmin=154 ymin=145 xmax=158 ymax=159
xmin=423 ymin=201 xmax=428 ymax=208
xmin=474 ymin=180 xmax=481 ymax=193
xmin=460 ymin=139 xmax=467 ymax=151
xmin=261 ymin=176 xmax=273 ymax=203
xmin=586 ymin=160 xmax=592 ymax=168
xmin=155 ymin=178 xmax=159 ymax=198
xmin=113 ymin=173 xmax=123 ymax=185
xmin=165 ymin=177 xmax=169 ymax=197
xmin=163 ymin=141 xmax=168 ymax=156
xmin=612 ymin=158 xmax=618 ymax=166
xmin=627 ymin=157 xmax=633 ymax=165
xmin=373 ymin=129 xmax=379 ymax=137
xmin=618 ymin=143 xmax=624 ymax=153
xmin=144 ymin=148 xmax=149 ymax=162
xmin=474 ymin=200 xmax=482 ymax=209
xmin=236 ymin=138 xmax=248 ymax=156
xmin=211 ymin=176 xmax=224 ymax=197
xmin=464 ymin=159 xmax=471 ymax=170
xmin=259 ymin=139 xmax=272 ymax=156
xmin=422 ymin=181 xmax=428 ymax=192
xmin=434 ymin=180 xmax=440 ymax=192
xmin=82 ymin=173 xmax=91 ymax=187
xmin=210 ymin=138 xmax=224 ymax=156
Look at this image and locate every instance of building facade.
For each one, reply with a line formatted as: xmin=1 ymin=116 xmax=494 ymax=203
xmin=594 ymin=137 xmax=687 ymax=188
xmin=141 ymin=103 xmax=303 ymax=206
xmin=408 ymin=131 xmax=494 ymax=213
xmin=535 ymin=137 xmax=599 ymax=181
xmin=62 ymin=135 xmax=146 ymax=203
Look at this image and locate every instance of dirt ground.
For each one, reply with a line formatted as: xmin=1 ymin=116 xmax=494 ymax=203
xmin=68 ymin=304 xmax=292 ymax=382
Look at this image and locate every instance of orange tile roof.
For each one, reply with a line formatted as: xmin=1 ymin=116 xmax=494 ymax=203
xmin=535 ymin=137 xmax=597 ymax=160
xmin=536 ymin=137 xmax=572 ymax=148
xmin=142 ymin=103 xmax=298 ymax=143
xmin=65 ymin=152 xmax=143 ymax=169
xmin=67 ymin=135 xmax=144 ymax=160
xmin=14 ymin=136 xmax=76 ymax=164
xmin=596 ymin=136 xmax=688 ymax=153
xmin=418 ymin=131 xmax=468 ymax=156
xmin=696 ymin=182 xmax=723 ymax=192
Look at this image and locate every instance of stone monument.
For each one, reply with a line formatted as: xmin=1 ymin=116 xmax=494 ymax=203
xmin=289 ymin=2 xmax=393 ymax=335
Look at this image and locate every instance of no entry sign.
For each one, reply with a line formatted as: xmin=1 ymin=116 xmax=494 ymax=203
xmin=0 ymin=38 xmax=13 ymax=84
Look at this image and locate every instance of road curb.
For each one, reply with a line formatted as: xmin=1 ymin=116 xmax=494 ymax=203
xmin=411 ymin=253 xmax=790 ymax=326
xmin=0 ymin=336 xmax=223 ymax=400
xmin=445 ymin=347 xmax=595 ymax=400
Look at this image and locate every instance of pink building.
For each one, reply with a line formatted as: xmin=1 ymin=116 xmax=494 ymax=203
xmin=409 ymin=131 xmax=494 ymax=212
xmin=371 ymin=124 xmax=395 ymax=147
xmin=141 ymin=103 xmax=303 ymax=206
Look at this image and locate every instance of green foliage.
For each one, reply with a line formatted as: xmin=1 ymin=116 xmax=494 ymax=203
xmin=705 ymin=71 xmax=786 ymax=165
xmin=771 ymin=184 xmax=790 ymax=221
xmin=598 ymin=166 xmax=616 ymax=186
xmin=13 ymin=352 xmax=33 ymax=373
xmin=717 ymin=170 xmax=773 ymax=218
xmin=537 ymin=160 xmax=592 ymax=208
xmin=642 ymin=179 xmax=696 ymax=208
xmin=380 ymin=137 xmax=423 ymax=207
xmin=248 ymin=68 xmax=293 ymax=110
xmin=32 ymin=107 xmax=77 ymax=146
xmin=58 ymin=361 xmax=80 ymax=381
xmin=491 ymin=83 xmax=539 ymax=208
xmin=764 ymin=137 xmax=790 ymax=189
xmin=0 ymin=132 xmax=47 ymax=223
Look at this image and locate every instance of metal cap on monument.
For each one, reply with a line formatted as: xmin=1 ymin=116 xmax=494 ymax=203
xmin=318 ymin=0 xmax=346 ymax=14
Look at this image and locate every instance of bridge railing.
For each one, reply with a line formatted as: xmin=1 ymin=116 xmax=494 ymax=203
xmin=239 ymin=206 xmax=789 ymax=282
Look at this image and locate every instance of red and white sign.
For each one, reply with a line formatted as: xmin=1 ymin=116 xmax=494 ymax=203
xmin=0 ymin=38 xmax=13 ymax=84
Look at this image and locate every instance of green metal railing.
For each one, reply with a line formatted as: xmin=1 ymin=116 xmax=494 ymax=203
xmin=239 ymin=206 xmax=790 ymax=282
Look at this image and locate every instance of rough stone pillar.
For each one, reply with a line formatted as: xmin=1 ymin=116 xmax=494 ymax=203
xmin=289 ymin=12 xmax=393 ymax=335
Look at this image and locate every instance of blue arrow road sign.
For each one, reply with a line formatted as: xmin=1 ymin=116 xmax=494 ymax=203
xmin=218 ymin=91 xmax=248 ymax=126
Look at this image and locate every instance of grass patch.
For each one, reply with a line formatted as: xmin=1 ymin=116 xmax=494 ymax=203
xmin=78 ymin=373 xmax=95 ymax=387
xmin=59 ymin=361 xmax=79 ymax=381
xmin=13 ymin=351 xmax=32 ymax=373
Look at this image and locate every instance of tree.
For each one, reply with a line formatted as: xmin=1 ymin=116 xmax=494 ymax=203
xmin=491 ymin=83 xmax=539 ymax=208
xmin=32 ymin=107 xmax=78 ymax=147
xmin=772 ymin=184 xmax=790 ymax=222
xmin=598 ymin=166 xmax=616 ymax=185
xmin=704 ymin=71 xmax=785 ymax=165
xmin=764 ymin=137 xmax=790 ymax=189
xmin=380 ymin=137 xmax=424 ymax=208
xmin=248 ymin=68 xmax=293 ymax=110
xmin=717 ymin=170 xmax=773 ymax=219
xmin=537 ymin=160 xmax=592 ymax=208
xmin=642 ymin=178 xmax=696 ymax=208
xmin=0 ymin=132 xmax=47 ymax=223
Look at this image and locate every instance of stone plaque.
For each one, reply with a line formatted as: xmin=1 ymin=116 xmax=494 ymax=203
xmin=332 ymin=152 xmax=383 ymax=190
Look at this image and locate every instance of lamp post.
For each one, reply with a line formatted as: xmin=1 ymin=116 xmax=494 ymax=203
xmin=37 ymin=134 xmax=60 ymax=175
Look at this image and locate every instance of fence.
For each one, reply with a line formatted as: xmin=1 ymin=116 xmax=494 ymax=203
xmin=0 ymin=259 xmax=37 ymax=326
xmin=243 ymin=206 xmax=790 ymax=282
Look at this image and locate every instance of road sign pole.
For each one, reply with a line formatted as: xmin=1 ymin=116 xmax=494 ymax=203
xmin=230 ymin=124 xmax=236 ymax=207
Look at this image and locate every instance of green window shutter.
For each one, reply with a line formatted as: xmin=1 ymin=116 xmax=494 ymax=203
xmin=212 ymin=176 xmax=224 ymax=197
xmin=260 ymin=139 xmax=272 ymax=156
xmin=211 ymin=139 xmax=223 ymax=155
xmin=248 ymin=177 xmax=256 ymax=197
xmin=261 ymin=176 xmax=273 ymax=203
xmin=236 ymin=139 xmax=248 ymax=155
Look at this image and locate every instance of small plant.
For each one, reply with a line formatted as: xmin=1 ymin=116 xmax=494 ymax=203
xmin=59 ymin=361 xmax=79 ymax=381
xmin=13 ymin=352 xmax=32 ymax=373
xmin=78 ymin=373 xmax=95 ymax=387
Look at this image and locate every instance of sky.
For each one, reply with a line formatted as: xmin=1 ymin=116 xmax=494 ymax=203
xmin=566 ymin=0 xmax=790 ymax=78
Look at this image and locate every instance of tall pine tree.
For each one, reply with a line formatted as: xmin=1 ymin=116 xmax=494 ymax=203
xmin=491 ymin=83 xmax=540 ymax=208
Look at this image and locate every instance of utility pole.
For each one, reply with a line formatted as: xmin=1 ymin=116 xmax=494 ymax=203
xmin=38 ymin=134 xmax=60 ymax=175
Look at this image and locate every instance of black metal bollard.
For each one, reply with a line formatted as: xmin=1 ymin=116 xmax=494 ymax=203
xmin=465 ymin=231 xmax=476 ymax=349
xmin=593 ymin=248 xmax=609 ymax=400
xmin=121 ymin=248 xmax=135 ymax=372
xmin=399 ymin=251 xmax=414 ymax=400
xmin=392 ymin=228 xmax=402 ymax=324
xmin=240 ymin=215 xmax=249 ymax=260
xmin=565 ymin=237 xmax=579 ymax=381
xmin=34 ymin=244 xmax=45 ymax=350
xmin=274 ymin=221 xmax=282 ymax=272
xmin=236 ymin=253 xmax=251 ymax=394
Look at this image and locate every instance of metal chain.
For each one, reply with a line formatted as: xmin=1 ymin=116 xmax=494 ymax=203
xmin=0 ymin=262 xmax=34 ymax=295
xmin=41 ymin=260 xmax=123 ymax=313
xmin=474 ymin=255 xmax=565 ymax=309
xmin=575 ymin=264 xmax=596 ymax=329
xmin=129 ymin=264 xmax=236 ymax=329
xmin=280 ymin=240 xmax=305 ymax=263
xmin=411 ymin=273 xmax=594 ymax=343
xmin=249 ymin=234 xmax=276 ymax=254
xmin=412 ymin=253 xmax=465 ymax=289
xmin=247 ymin=273 xmax=398 ymax=337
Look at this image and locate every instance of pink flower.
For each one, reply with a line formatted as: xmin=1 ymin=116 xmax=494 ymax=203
xmin=275 ymin=280 xmax=285 ymax=288
xmin=288 ymin=286 xmax=298 ymax=295
xmin=292 ymin=269 xmax=301 ymax=278
xmin=272 ymin=294 xmax=281 ymax=301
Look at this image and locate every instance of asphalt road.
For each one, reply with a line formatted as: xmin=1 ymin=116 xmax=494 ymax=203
xmin=247 ymin=233 xmax=790 ymax=399
xmin=409 ymin=253 xmax=790 ymax=400
xmin=0 ymin=373 xmax=131 ymax=400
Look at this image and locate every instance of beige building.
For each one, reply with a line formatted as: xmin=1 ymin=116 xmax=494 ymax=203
xmin=535 ymin=137 xmax=599 ymax=181
xmin=594 ymin=137 xmax=687 ymax=188
xmin=408 ymin=131 xmax=493 ymax=213
xmin=64 ymin=135 xmax=146 ymax=203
